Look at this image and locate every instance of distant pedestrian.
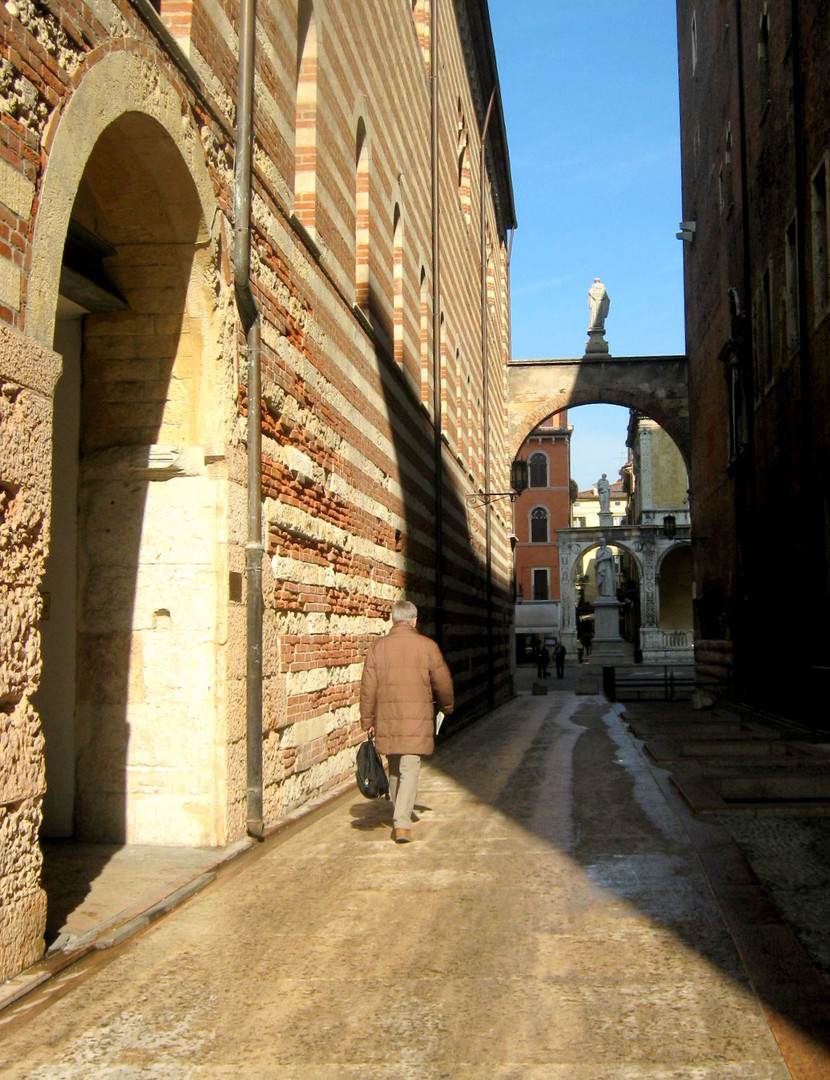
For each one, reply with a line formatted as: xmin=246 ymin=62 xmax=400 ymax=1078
xmin=360 ymin=600 xmax=454 ymax=844
xmin=537 ymin=643 xmax=550 ymax=679
xmin=554 ymin=641 xmax=566 ymax=679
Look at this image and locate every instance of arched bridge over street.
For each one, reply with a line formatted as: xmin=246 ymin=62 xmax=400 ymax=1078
xmin=507 ymin=355 xmax=689 ymax=462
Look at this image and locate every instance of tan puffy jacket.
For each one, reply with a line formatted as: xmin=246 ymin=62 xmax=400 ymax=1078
xmin=360 ymin=623 xmax=454 ymax=756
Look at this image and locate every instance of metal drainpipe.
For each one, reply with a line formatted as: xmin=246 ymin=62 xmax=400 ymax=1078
xmin=480 ymin=87 xmax=496 ymax=708
xmin=731 ymin=0 xmax=756 ymax=696
xmin=431 ymin=0 xmax=444 ymax=647
xmin=789 ymin=1 xmax=821 ymax=668
xmin=233 ymin=0 xmax=264 ymax=840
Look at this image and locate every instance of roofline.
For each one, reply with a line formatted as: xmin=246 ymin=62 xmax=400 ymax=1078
xmin=456 ymin=0 xmax=518 ymax=235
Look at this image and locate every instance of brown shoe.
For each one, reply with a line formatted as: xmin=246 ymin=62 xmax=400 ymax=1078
xmin=393 ymin=828 xmax=413 ymax=844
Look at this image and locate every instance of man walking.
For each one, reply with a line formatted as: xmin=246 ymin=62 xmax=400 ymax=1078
xmin=554 ymin=639 xmax=566 ymax=679
xmin=360 ymin=600 xmax=454 ymax=843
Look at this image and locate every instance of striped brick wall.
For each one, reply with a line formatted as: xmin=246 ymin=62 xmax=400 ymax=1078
xmin=0 ymin=0 xmax=515 ymax=975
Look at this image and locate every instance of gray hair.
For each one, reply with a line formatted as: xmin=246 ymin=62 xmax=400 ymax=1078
xmin=391 ymin=599 xmax=418 ymax=624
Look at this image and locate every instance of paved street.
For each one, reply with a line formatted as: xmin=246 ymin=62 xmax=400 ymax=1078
xmin=1 ymin=680 xmax=827 ymax=1078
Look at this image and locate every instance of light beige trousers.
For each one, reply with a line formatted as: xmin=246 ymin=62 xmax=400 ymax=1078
xmin=387 ymin=754 xmax=421 ymax=830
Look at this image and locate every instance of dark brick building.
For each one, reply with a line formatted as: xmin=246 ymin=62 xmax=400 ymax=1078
xmin=676 ymin=1 xmax=830 ymax=712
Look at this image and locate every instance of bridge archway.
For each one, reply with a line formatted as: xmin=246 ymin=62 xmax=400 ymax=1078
xmin=507 ymin=355 xmax=689 ymax=464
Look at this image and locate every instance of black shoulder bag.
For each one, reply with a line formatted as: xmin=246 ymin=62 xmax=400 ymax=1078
xmin=355 ymin=734 xmax=390 ymax=799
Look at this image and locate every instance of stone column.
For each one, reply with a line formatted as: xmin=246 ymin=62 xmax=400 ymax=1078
xmin=558 ymin=542 xmax=579 ymax=654
xmin=637 ymin=532 xmax=661 ymax=661
xmin=0 ymin=325 xmax=62 ymax=981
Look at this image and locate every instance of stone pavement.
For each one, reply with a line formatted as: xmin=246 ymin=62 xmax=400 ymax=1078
xmin=0 ymin=668 xmax=829 ymax=1078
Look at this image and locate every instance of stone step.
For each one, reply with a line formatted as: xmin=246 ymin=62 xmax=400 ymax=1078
xmin=718 ymin=773 xmax=830 ymax=801
xmin=672 ymin=771 xmax=830 ymax=816
xmin=684 ymin=737 xmax=786 ymax=757
xmin=645 ymin=737 xmax=788 ymax=764
xmin=629 ymin=717 xmax=754 ymax=741
xmin=677 ymin=758 xmax=829 ymax=776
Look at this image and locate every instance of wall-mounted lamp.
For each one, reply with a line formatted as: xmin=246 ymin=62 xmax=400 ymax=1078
xmin=467 ymin=458 xmax=529 ymax=507
xmin=511 ymin=459 xmax=529 ymax=494
xmin=662 ymin=514 xmax=677 ymax=540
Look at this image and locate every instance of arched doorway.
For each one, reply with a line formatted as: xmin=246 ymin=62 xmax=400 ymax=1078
xmin=32 ymin=88 xmax=231 ymax=847
xmin=652 ymin=544 xmax=694 ymax=655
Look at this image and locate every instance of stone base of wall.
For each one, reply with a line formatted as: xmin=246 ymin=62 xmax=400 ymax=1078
xmin=641 ymin=648 xmax=695 ymax=665
xmin=1 ymin=324 xmax=60 ymax=981
xmin=0 ymin=800 xmax=46 ymax=982
xmin=695 ymin=639 xmax=734 ymax=692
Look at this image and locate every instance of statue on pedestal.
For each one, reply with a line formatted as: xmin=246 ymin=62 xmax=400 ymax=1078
xmin=588 ymin=278 xmax=610 ymax=333
xmin=597 ymin=473 xmax=611 ymax=513
xmin=594 ymin=538 xmax=615 ymax=598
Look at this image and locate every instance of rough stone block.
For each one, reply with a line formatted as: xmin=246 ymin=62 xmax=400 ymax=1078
xmin=0 ymin=882 xmax=46 ymax=983
xmin=0 ymin=699 xmax=46 ymax=803
xmin=0 ymin=798 xmax=46 ymax=981
xmin=0 ymin=585 xmax=43 ymax=699
xmin=1 ymin=380 xmax=55 ymax=494
xmin=263 ymin=728 xmax=287 ymax=783
xmin=1 ymin=325 xmax=61 ymax=398
xmin=263 ymin=674 xmax=287 ymax=731
xmin=226 ymin=736 xmax=247 ymax=802
xmin=0 ymin=485 xmax=49 ymax=588
xmin=227 ymin=606 xmax=248 ymax=681
xmin=0 ymin=158 xmax=35 ymax=220
xmin=225 ymin=677 xmax=246 ymax=742
xmin=0 ymin=258 xmax=21 ymax=313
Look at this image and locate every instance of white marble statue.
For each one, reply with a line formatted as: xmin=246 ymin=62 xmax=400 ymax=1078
xmin=588 ymin=277 xmax=610 ymax=332
xmin=597 ymin=472 xmax=611 ymax=513
xmin=594 ymin=538 xmax=615 ymax=598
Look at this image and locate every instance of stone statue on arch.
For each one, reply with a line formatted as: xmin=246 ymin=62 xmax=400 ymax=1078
xmin=585 ymin=277 xmax=610 ymax=354
xmin=588 ymin=277 xmax=610 ymax=332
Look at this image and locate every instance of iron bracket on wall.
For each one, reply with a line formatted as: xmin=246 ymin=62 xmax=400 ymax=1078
xmin=466 ymin=491 xmax=518 ymax=507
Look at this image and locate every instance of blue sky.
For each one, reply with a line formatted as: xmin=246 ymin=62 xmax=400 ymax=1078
xmin=488 ymin=1 xmax=686 ymax=487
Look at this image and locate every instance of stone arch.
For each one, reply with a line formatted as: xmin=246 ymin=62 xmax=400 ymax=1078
xmin=656 ymin=542 xmax=694 ymax=632
xmin=511 ymin=390 xmax=689 ymax=467
xmin=567 ymin=536 xmax=644 ymax=587
xmin=295 ymin=0 xmax=320 ymax=228
xmin=507 ymin=357 xmax=690 ymax=467
xmin=30 ymin=47 xmax=234 ymax=851
xmin=655 ymin=540 xmax=690 ymax=575
xmin=558 ymin=532 xmax=648 ymax=653
xmin=512 ymin=395 xmax=577 ymax=459
xmin=27 ymin=45 xmax=218 ymax=348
